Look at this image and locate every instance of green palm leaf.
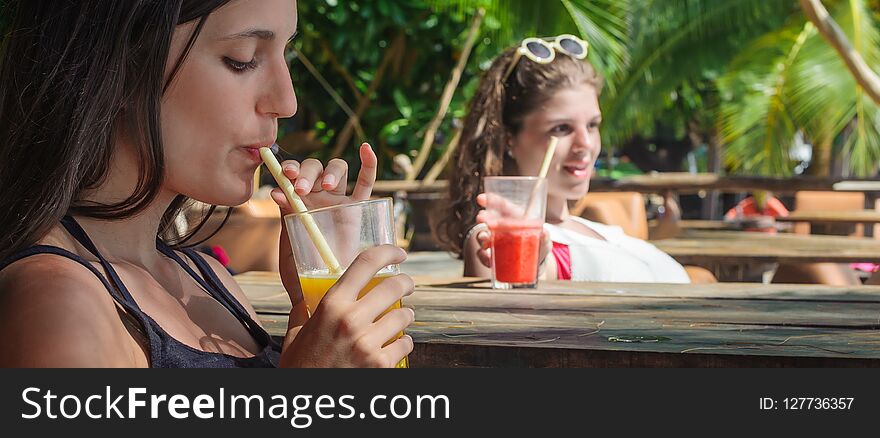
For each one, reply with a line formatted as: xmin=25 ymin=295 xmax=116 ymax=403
xmin=603 ymin=0 xmax=798 ymax=145
xmin=718 ymin=24 xmax=808 ymax=175
xmin=724 ymin=0 xmax=880 ymax=176
xmin=426 ymin=0 xmax=630 ymax=81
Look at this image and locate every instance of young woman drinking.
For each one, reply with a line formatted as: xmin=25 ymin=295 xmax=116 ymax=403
xmin=0 ymin=0 xmax=414 ymax=367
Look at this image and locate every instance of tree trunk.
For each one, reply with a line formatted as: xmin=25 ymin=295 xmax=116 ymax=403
xmin=807 ymin=139 xmax=832 ymax=177
xmin=702 ymin=136 xmax=722 ymax=219
xmin=800 ymin=0 xmax=880 ymax=105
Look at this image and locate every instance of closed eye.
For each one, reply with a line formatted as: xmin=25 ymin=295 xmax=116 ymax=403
xmin=224 ymin=56 xmax=258 ymax=73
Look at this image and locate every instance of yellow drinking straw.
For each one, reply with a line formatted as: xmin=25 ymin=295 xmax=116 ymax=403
xmin=537 ymin=136 xmax=558 ymax=179
xmin=259 ymin=146 xmax=343 ymax=274
xmin=523 ymin=136 xmax=558 ymax=216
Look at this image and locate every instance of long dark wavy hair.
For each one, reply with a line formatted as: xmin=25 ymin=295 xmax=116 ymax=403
xmin=0 ymin=0 xmax=236 ymax=261
xmin=432 ymin=44 xmax=603 ymax=257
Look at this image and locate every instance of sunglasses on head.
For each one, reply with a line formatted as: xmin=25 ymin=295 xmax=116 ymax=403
xmin=502 ymin=34 xmax=589 ymax=83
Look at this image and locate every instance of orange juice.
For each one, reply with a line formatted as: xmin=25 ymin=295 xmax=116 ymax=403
xmin=298 ymin=271 xmax=408 ymax=368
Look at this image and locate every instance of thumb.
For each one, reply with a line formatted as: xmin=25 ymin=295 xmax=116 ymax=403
xmin=288 ymin=294 xmax=310 ymax=328
xmin=273 ymin=188 xmax=306 ymax=318
xmin=539 ymin=228 xmax=552 ymax=262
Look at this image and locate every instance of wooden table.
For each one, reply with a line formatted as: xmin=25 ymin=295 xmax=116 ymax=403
xmin=236 ymin=272 xmax=880 ymax=367
xmin=662 ymin=219 xmax=736 ymax=231
xmin=368 ymin=174 xmax=880 ymax=195
xmin=776 ymin=210 xmax=880 ymax=225
xmin=671 ymin=219 xmax=792 ymax=232
xmin=651 ymin=230 xmax=880 ymax=265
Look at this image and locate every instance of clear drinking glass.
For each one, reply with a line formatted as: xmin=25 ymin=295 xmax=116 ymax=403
xmin=483 ymin=176 xmax=547 ymax=289
xmin=284 ymin=198 xmax=408 ymax=367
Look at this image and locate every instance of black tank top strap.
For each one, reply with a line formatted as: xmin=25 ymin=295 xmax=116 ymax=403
xmin=60 ymin=215 xmax=143 ymax=311
xmin=1 ymin=245 xmax=123 ymax=302
xmin=182 ymin=249 xmax=277 ymax=347
xmin=156 ymin=241 xmax=271 ymax=345
xmin=0 ymin=244 xmax=151 ymax=336
xmin=1 ymin=216 xmax=280 ymax=367
xmin=182 ymin=249 xmax=257 ymax=324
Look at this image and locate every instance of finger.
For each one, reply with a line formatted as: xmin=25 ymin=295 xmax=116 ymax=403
xmin=361 ymin=307 xmax=415 ymax=350
xmin=351 ymin=143 xmax=377 ymax=201
xmin=281 ymin=160 xmax=301 ymax=180
xmin=321 ymin=158 xmax=349 ymax=195
xmin=295 ymin=158 xmax=325 ymax=196
xmin=276 ymin=211 xmax=308 ymax=326
xmin=477 ymin=247 xmax=492 ymax=268
xmin=352 ymin=274 xmax=414 ymax=324
xmin=270 ymin=188 xmax=295 ymax=216
xmin=287 ymin=291 xmax=311 ymax=327
xmin=482 ymin=192 xmax=525 ymax=217
xmin=476 ymin=193 xmax=487 ymax=207
xmin=476 ymin=210 xmax=498 ymax=229
xmin=325 ymin=245 xmax=407 ymax=302
xmin=381 ymin=334 xmax=414 ymax=368
xmin=476 ymin=230 xmax=491 ymax=249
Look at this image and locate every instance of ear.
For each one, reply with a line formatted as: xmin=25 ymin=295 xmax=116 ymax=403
xmin=506 ymin=135 xmax=517 ymax=158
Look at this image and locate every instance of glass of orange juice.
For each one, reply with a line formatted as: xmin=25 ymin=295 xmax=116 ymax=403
xmin=284 ymin=198 xmax=408 ymax=368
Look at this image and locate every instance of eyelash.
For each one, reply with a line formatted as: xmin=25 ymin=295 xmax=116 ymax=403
xmin=550 ymin=122 xmax=601 ymax=135
xmin=551 ymin=124 xmax=573 ymax=135
xmin=223 ymin=56 xmax=258 ymax=73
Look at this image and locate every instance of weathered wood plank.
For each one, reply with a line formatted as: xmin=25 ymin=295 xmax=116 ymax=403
xmin=776 ymin=210 xmax=880 ymax=225
xmin=367 ymin=175 xmax=880 ymax=195
xmin=257 ymin=314 xmax=880 ymax=365
xmin=652 ymin=230 xmax=880 ymax=264
xmin=238 ymin=273 xmax=880 ymax=367
xmin=237 ymin=272 xmax=880 ymax=302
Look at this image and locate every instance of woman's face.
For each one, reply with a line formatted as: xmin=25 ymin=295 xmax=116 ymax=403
xmin=508 ymin=83 xmax=602 ymax=200
xmin=160 ymin=0 xmax=298 ymax=206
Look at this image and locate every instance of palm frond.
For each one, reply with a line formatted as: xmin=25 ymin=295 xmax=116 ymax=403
xmin=717 ymin=23 xmax=808 ymax=175
xmin=603 ymin=0 xmax=799 ymax=144
xmin=426 ymin=0 xmax=631 ymax=81
xmin=786 ymin=0 xmax=880 ymax=176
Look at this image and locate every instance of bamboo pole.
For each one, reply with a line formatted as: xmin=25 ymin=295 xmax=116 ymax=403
xmin=800 ymin=0 xmax=880 ymax=105
xmin=422 ymin=129 xmax=461 ymax=186
xmin=293 ymin=47 xmax=365 ymax=141
xmin=406 ymin=8 xmax=485 ymax=181
xmin=330 ymin=32 xmax=406 ymax=157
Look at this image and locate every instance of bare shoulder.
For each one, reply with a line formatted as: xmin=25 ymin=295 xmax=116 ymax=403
xmin=0 ymin=255 xmax=142 ymax=367
xmin=199 ymin=253 xmax=261 ymax=323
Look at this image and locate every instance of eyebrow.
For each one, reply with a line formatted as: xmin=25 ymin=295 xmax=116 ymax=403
xmin=546 ymin=115 xmax=602 ymax=124
xmin=220 ymin=28 xmax=298 ymax=42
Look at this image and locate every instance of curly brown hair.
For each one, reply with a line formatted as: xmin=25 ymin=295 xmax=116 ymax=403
xmin=432 ymin=44 xmax=603 ymax=257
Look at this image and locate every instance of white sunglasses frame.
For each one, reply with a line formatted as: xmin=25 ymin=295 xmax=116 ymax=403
xmin=502 ymin=34 xmax=589 ymax=82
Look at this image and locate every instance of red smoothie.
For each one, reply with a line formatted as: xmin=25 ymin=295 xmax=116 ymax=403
xmin=490 ymin=220 xmax=542 ymax=284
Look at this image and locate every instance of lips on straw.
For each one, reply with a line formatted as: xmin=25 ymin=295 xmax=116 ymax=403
xmin=259 ymin=145 xmax=343 ymax=274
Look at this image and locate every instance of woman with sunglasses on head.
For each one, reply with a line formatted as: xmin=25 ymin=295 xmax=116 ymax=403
xmin=434 ymin=35 xmax=691 ymax=283
xmin=0 ymin=0 xmax=414 ymax=368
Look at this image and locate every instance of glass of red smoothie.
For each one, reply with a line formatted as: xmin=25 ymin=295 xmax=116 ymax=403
xmin=483 ymin=176 xmax=547 ymax=289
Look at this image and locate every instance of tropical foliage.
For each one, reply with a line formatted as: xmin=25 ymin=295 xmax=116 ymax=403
xmin=285 ymin=0 xmax=880 ymax=177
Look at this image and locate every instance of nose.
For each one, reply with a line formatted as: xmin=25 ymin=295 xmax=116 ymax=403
xmin=257 ymin=57 xmax=298 ymax=119
xmin=569 ymin=125 xmax=596 ymax=155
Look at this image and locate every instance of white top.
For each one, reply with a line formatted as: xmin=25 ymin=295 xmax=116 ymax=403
xmin=546 ymin=216 xmax=690 ymax=283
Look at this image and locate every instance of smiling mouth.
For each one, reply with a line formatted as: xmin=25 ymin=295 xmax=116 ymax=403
xmin=562 ymin=163 xmax=591 ymax=178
